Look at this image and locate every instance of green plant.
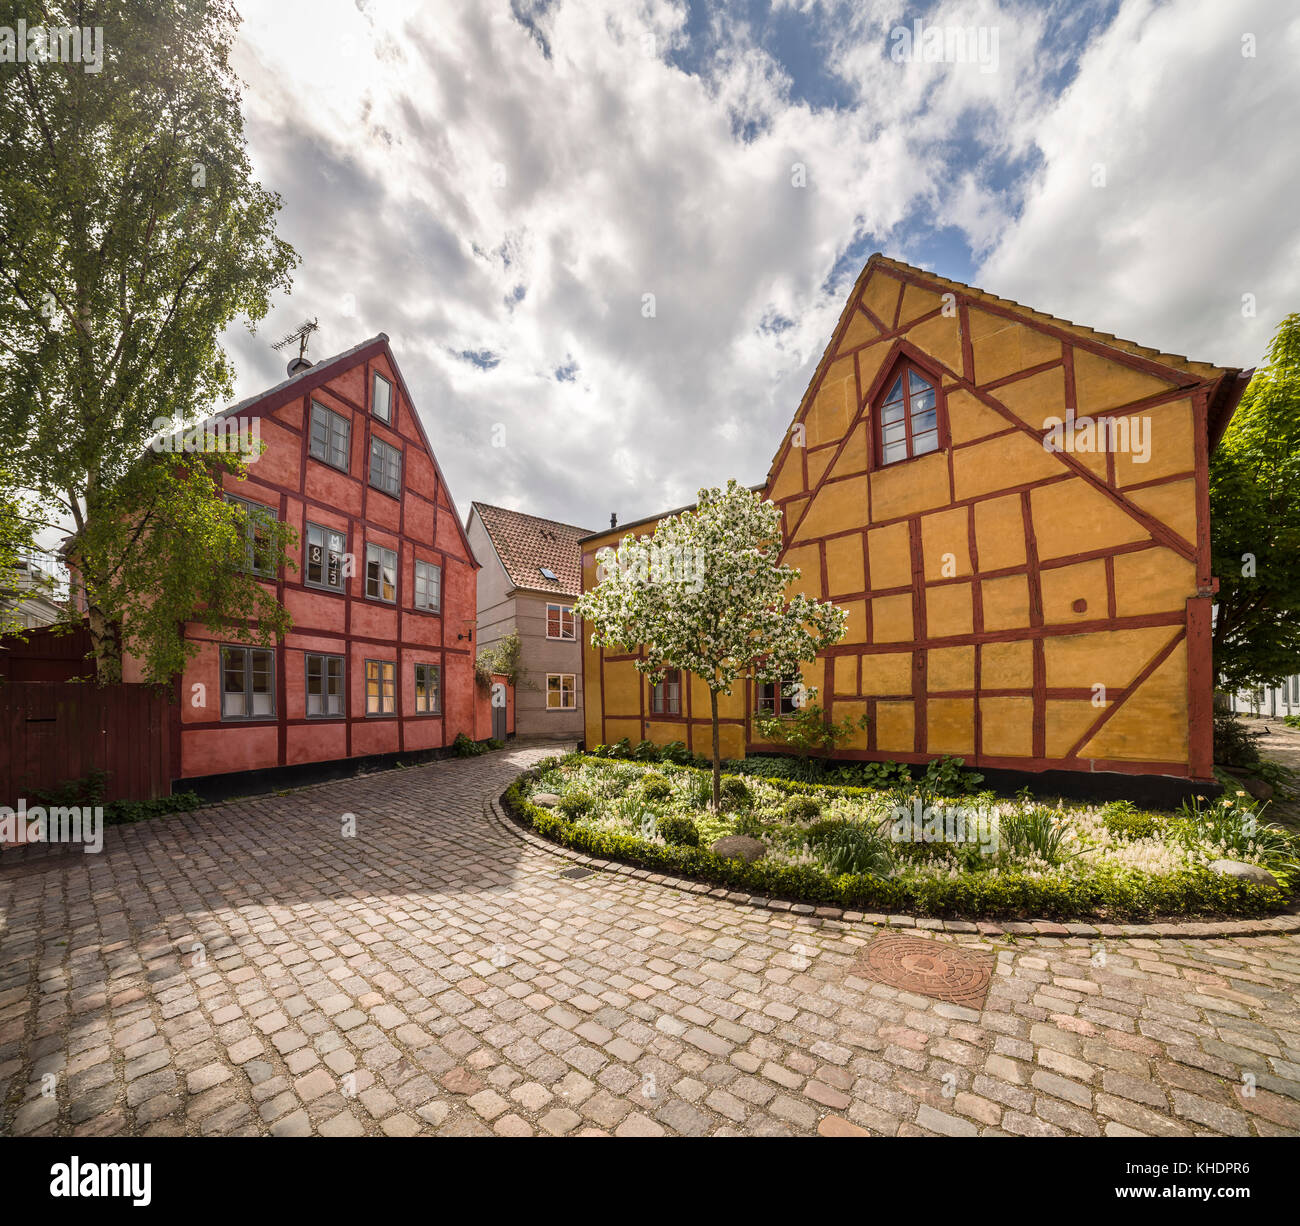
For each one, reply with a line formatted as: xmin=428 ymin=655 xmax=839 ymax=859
xmin=1176 ymin=793 xmax=1300 ymax=883
xmin=1284 ymin=714 xmax=1300 ymax=730
xmin=640 ymin=774 xmax=673 ymax=801
xmin=782 ymin=795 xmax=822 ymax=822
xmin=557 ymin=790 xmax=596 ymax=821
xmin=1001 ymin=808 xmax=1076 ymax=865
xmin=660 ymin=741 xmax=691 ymax=764
xmin=1101 ymin=801 xmax=1164 ymax=841
xmin=656 ymin=814 xmax=700 ymax=847
xmin=632 ymin=739 xmax=659 ymax=762
xmin=475 ymin=630 xmax=530 ymax=691
xmin=32 ymin=769 xmax=109 ymax=809
xmin=719 ymin=776 xmax=752 ymax=811
xmin=104 ymin=791 xmax=202 ymax=826
xmin=808 ymin=822 xmax=892 ymax=876
xmin=503 ymin=777 xmax=1286 ymax=918
xmin=751 ymin=702 xmax=869 ymax=779
xmin=920 ymin=755 xmax=985 ymax=799
xmin=1213 ymin=710 xmax=1262 ymax=767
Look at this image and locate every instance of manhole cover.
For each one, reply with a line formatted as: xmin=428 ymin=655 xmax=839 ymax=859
xmin=560 ymin=866 xmax=594 ymax=880
xmin=853 ymin=934 xmax=993 ymax=1007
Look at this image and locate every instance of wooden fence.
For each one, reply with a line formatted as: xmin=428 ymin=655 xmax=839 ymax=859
xmin=0 ymin=682 xmax=172 ymax=805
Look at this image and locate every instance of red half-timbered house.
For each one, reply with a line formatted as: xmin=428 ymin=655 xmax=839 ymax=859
xmin=134 ymin=335 xmax=489 ymax=790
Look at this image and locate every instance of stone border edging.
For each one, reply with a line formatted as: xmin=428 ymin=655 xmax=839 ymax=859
xmin=486 ymin=791 xmax=1300 ymax=941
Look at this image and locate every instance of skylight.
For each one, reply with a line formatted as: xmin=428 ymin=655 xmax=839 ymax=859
xmin=539 ymin=567 xmax=558 ymax=581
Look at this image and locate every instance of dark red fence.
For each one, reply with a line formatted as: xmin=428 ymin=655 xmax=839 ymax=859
xmin=0 ymin=681 xmax=172 ymax=805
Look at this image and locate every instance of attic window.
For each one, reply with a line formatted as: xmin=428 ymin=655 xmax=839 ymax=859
xmin=539 ymin=566 xmax=558 ymax=582
xmin=875 ymin=360 xmax=945 ymax=466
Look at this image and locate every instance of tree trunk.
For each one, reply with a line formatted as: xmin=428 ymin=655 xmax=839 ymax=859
xmin=710 ymin=688 xmax=721 ymax=812
xmin=86 ymin=601 xmax=122 ymax=685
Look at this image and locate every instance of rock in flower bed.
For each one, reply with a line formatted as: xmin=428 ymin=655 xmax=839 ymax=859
xmin=502 ymin=754 xmax=1298 ymax=920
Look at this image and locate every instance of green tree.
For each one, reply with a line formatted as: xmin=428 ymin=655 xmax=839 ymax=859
xmin=0 ymin=0 xmax=299 ymax=682
xmin=575 ymin=480 xmax=848 ymax=810
xmin=1210 ymin=313 xmax=1300 ymax=692
xmin=0 ymin=462 xmax=43 ymax=635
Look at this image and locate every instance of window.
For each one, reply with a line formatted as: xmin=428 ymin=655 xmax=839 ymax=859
xmin=546 ymin=603 xmax=575 ymax=640
xmin=539 ymin=566 xmax=558 ymax=582
xmin=226 ymin=494 xmax=276 ymax=578
xmin=309 ymin=401 xmax=350 ymax=471
xmin=546 ymin=673 xmax=576 ymax=710
xmin=757 ymin=674 xmax=800 ymax=716
xmin=876 ymin=361 xmax=942 ymax=465
xmin=221 ymin=646 xmax=275 ymax=719
xmin=366 ymin=659 xmax=396 ymax=716
xmin=369 ymin=436 xmax=402 ymax=496
xmin=414 ymin=560 xmax=441 ymax=612
xmin=652 ymin=668 xmax=681 ymax=715
xmin=305 ymin=653 xmax=345 ymax=718
xmin=414 ymin=663 xmax=441 ymax=714
xmin=305 ymin=522 xmax=347 ymax=592
xmin=372 ymin=372 xmax=393 ymax=424
xmin=366 ymin=543 xmax=397 ymax=602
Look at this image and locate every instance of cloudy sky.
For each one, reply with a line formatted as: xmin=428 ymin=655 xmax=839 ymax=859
xmin=224 ymin=0 xmax=1300 ymax=534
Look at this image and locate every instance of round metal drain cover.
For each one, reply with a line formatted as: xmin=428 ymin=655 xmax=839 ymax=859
xmin=854 ymin=934 xmax=993 ymax=1007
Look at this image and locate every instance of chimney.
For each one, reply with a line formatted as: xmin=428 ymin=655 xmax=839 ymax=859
xmin=610 ymin=513 xmax=618 ymax=529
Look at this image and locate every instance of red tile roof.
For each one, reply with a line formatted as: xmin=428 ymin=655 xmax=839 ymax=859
xmin=470 ymin=502 xmax=593 ymax=597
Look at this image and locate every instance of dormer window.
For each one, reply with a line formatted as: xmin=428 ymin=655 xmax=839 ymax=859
xmin=876 ymin=360 xmax=943 ymax=465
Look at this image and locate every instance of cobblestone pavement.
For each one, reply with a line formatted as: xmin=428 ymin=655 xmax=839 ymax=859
xmin=1 ymin=742 xmax=1298 ymax=1137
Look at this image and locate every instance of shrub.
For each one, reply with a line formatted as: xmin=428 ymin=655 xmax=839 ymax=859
xmin=503 ymin=776 xmax=1286 ymax=918
xmin=719 ymin=777 xmax=752 ymax=811
xmin=782 ymin=795 xmax=822 ymax=822
xmin=453 ymin=732 xmax=487 ymax=757
xmin=1101 ymin=800 xmax=1163 ymax=841
xmin=660 ymin=740 xmax=691 ymax=764
xmin=1214 ymin=710 xmax=1261 ymax=766
xmin=632 ymin=739 xmax=659 ymax=762
xmin=557 ymin=790 xmax=595 ymax=821
xmin=640 ymin=774 xmax=673 ymax=801
xmin=1284 ymin=714 xmax=1300 ymax=730
xmin=656 ymin=814 xmax=700 ymax=847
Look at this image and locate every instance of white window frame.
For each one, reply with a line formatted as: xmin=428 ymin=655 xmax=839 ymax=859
xmin=546 ymin=673 xmax=576 ymax=710
xmin=304 ymin=522 xmax=347 ymax=592
xmin=414 ymin=560 xmax=442 ymax=612
xmin=372 ymin=371 xmax=393 ymax=424
xmin=365 ymin=543 xmax=397 ymax=603
xmin=221 ymin=646 xmax=276 ymax=720
xmin=369 ymin=435 xmax=402 ymax=497
xmin=305 ymin=652 xmax=345 ymax=718
xmin=309 ymin=400 xmax=350 ymax=471
xmin=414 ymin=662 xmax=441 ymax=714
xmin=365 ymin=658 xmax=396 ymax=717
xmin=546 ymin=603 xmax=575 ymax=640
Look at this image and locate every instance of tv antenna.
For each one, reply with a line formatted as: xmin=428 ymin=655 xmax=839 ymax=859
xmin=273 ymin=318 xmax=320 ymax=375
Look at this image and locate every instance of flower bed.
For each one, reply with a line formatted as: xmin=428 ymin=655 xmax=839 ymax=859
xmin=502 ymin=754 xmax=1298 ymax=920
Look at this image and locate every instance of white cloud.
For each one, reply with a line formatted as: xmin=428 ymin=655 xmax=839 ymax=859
xmin=221 ymin=0 xmax=1300 ymax=535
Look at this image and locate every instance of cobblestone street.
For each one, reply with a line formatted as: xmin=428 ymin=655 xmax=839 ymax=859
xmin=1 ymin=742 xmax=1297 ymax=1137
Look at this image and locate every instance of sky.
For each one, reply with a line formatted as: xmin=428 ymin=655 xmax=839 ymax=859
xmin=223 ymin=0 xmax=1300 ymax=534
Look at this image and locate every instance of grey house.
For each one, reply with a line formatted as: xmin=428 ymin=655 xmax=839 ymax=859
xmin=466 ymin=502 xmax=593 ymax=739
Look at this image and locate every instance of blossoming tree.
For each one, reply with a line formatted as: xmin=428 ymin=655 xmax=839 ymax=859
xmin=575 ymin=479 xmax=849 ymax=810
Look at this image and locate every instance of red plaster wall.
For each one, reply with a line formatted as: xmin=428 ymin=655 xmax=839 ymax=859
xmin=166 ymin=340 xmax=482 ymax=779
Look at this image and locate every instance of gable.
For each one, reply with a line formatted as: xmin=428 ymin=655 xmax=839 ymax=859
xmin=766 ymin=255 xmax=1229 ymax=561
